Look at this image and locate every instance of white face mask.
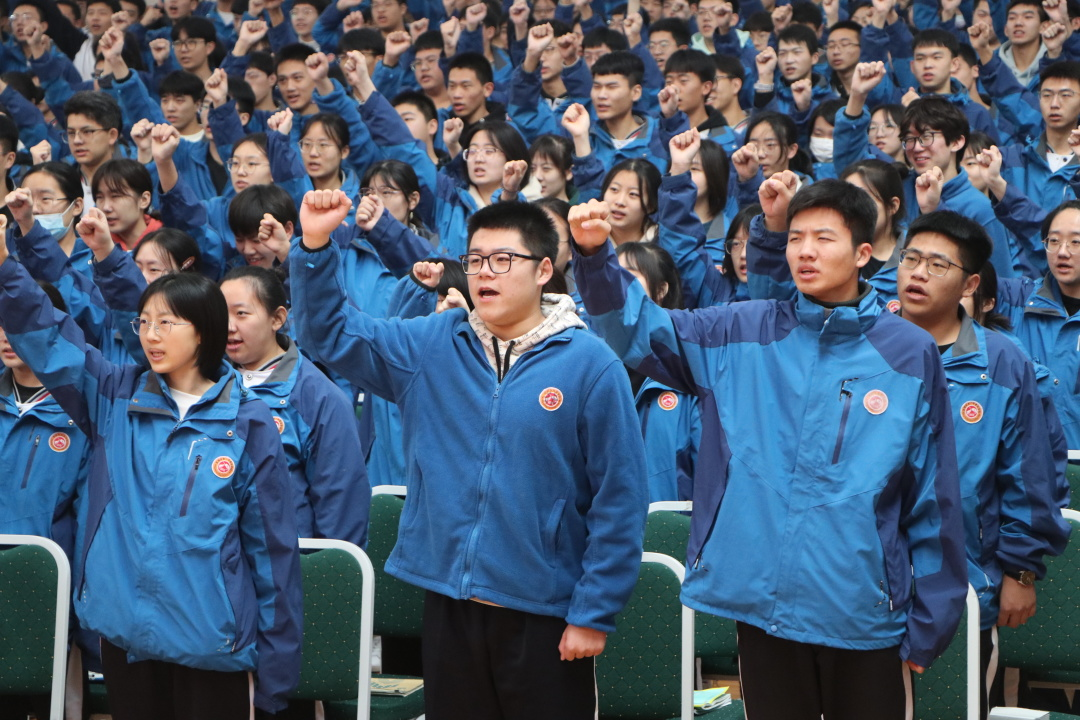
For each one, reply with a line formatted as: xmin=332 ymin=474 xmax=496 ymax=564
xmin=810 ymin=136 xmax=834 ymax=163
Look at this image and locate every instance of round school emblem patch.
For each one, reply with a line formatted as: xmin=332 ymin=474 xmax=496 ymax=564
xmin=212 ymin=456 xmax=235 ymax=479
xmin=658 ymin=391 xmax=679 ymax=411
xmin=539 ymin=387 xmax=563 ymax=411
xmin=273 ymin=415 xmax=285 ymax=434
xmin=48 ymin=432 xmax=70 ymax=452
xmin=960 ymin=400 xmax=984 ymax=424
xmin=863 ymin=389 xmax=889 ymax=415
xmin=886 ymin=300 xmax=901 ymax=314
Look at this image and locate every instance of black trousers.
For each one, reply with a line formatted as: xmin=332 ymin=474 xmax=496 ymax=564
xmin=100 ymin=639 xmax=251 ymax=720
xmin=736 ymin=621 xmax=910 ymax=720
xmin=422 ymin=591 xmax=597 ymax=720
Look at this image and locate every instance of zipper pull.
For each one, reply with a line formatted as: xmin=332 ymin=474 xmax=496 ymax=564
xmin=839 ymin=377 xmax=858 ymax=400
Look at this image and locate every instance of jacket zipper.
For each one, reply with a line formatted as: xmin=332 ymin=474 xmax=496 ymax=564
xmin=179 ymin=455 xmax=202 ymax=517
xmin=832 ymin=379 xmax=857 ymax=464
xmin=20 ymin=434 xmax=40 ymax=489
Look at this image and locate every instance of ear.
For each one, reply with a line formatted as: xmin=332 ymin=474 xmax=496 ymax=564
xmin=854 ymin=241 xmax=873 ymax=268
xmin=206 ymin=40 xmax=216 ymax=55
xmin=426 ymin=118 xmax=439 ymax=138
xmin=407 ymin=190 xmax=420 ymax=211
xmin=238 ymin=112 xmax=251 ymax=126
xmin=810 ymin=51 xmax=820 ymax=65
xmin=949 ymin=56 xmax=961 ymax=75
xmin=564 ymin=167 xmax=573 ymax=182
xmin=888 ymin=195 xmax=901 ymax=216
xmin=71 ymin=196 xmax=84 ymax=217
xmin=107 ymin=127 xmax=119 ymax=146
xmin=962 ymin=271 xmax=980 ymax=300
xmin=283 ymin=221 xmax=295 ymax=237
xmin=982 ymin=295 xmax=996 ymax=313
xmin=271 ymin=305 xmax=288 ymax=332
xmin=341 ymin=144 xmax=350 ymax=159
xmin=138 ymin=190 xmax=152 ymax=212
xmin=1 ymin=151 xmax=15 ymax=173
xmin=731 ymin=76 xmax=743 ymax=94
xmin=631 ymin=83 xmax=643 ymax=102
xmin=785 ymin=142 xmax=799 ymax=160
xmin=536 ymin=256 xmax=554 ymax=287
xmin=656 ymin=281 xmax=669 ymax=303
xmin=483 ymin=81 xmax=494 ymax=98
xmin=730 ymin=12 xmax=739 ymax=26
xmin=949 ymin=135 xmax=966 ymax=154
xmin=701 ymin=79 xmax=714 ymax=99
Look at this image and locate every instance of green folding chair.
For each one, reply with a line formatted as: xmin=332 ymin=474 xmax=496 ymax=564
xmin=295 ymin=538 xmax=375 ymax=720
xmin=1066 ymin=460 xmax=1080 ymax=511
xmin=909 ymin=585 xmax=981 ymax=720
xmin=0 ymin=534 xmax=71 ymax=720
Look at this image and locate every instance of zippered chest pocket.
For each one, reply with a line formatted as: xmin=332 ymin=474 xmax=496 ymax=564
xmin=169 ymin=451 xmax=241 ymax=553
xmin=827 ymin=373 xmax=911 ymax=473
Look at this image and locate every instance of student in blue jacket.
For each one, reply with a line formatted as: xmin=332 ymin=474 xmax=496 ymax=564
xmin=0 ymin=210 xmax=302 ymax=720
xmin=570 ymin=176 xmax=967 ymax=719
xmin=289 ymin=190 xmax=647 ymax=720
xmin=893 ymin=210 xmax=1070 ymax=718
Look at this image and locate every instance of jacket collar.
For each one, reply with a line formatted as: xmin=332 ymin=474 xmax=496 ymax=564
xmin=1025 ymin=274 xmax=1071 ymax=318
xmin=794 ymin=281 xmax=881 ymax=336
xmin=941 ymin=312 xmax=989 ymax=378
xmin=238 ymin=339 xmax=300 ymax=397
xmin=128 ymin=363 xmax=245 ymax=435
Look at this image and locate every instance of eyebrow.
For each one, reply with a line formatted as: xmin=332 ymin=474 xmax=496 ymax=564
xmin=904 ymin=246 xmax=954 ymax=261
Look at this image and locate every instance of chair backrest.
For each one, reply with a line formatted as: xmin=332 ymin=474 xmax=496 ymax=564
xmin=911 ymin=585 xmax=981 ymax=720
xmin=294 ymin=538 xmax=374 ymax=720
xmin=1066 ymin=463 xmax=1080 ymax=511
xmin=596 ymin=552 xmax=694 ymax=720
xmin=644 ymin=504 xmax=738 ymax=677
xmin=996 ymin=509 xmax=1080 ymax=675
xmin=368 ymin=487 xmax=426 ymax=639
xmin=0 ymin=534 xmax=71 ymax=720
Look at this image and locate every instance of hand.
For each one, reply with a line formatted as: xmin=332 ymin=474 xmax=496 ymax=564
xmin=731 ymin=142 xmax=760 ymax=182
xmin=658 ymin=84 xmax=680 ymax=118
xmin=0 ymin=215 xmax=8 ymax=264
xmin=939 ymin=0 xmax=962 ymax=20
xmin=412 ymin=260 xmax=444 ymax=288
xmin=28 ymin=139 xmax=51 ymax=165
xmin=558 ymin=625 xmax=607 ymax=661
xmin=130 ymin=118 xmax=154 ymax=158
xmin=149 ymin=37 xmax=172 ymax=66
xmin=343 ymin=10 xmax=365 ymax=31
xmin=1045 ymin=0 xmax=1069 ymax=25
xmin=509 ymin=0 xmax=530 ymax=31
xmin=755 ymin=46 xmax=777 ymax=81
xmin=300 ymin=189 xmax=353 ymax=248
xmin=409 ymin=17 xmax=429 ymax=42
xmin=305 ymin=51 xmax=334 ymax=94
xmin=901 ymin=86 xmax=920 ymax=107
xmin=968 ymin=21 xmax=992 ymax=53
xmin=906 ymin=660 xmax=926 ymax=674
xmin=1042 ymin=20 xmax=1070 ymax=58
xmin=267 ymin=107 xmax=294 ymax=136
xmin=561 ymin=102 xmax=591 ymax=138
xmin=715 ymin=0 xmax=735 ymax=33
xmin=336 ymin=0 xmax=363 ymax=10
xmin=791 ymin=77 xmax=812 ymax=112
xmin=150 ymin=122 xmax=181 ymax=164
xmin=258 ymin=213 xmax=292 ymax=263
xmin=384 ymin=30 xmax=412 ymax=65
xmin=998 ymin=575 xmax=1037 ymax=628
xmin=668 ymin=128 xmax=700 ymax=176
xmin=99 ymin=26 xmax=125 ymax=64
xmin=76 ymin=207 xmax=114 ymax=261
xmin=501 ymin=159 xmax=528 ymax=195
xmin=355 ymin=193 xmax=385 ymax=232
xmin=527 ymin=23 xmax=554 ymax=61
xmin=915 ymin=165 xmax=944 ymax=214
xmin=204 ymin=67 xmax=229 ymax=108
xmin=248 ymin=0 xmax=267 ymax=16
xmin=870 ymin=0 xmax=895 ymax=26
xmin=978 ymin=145 xmax=1007 ymax=200
xmin=111 ymin=10 xmax=131 ymax=31
xmin=464 ymin=1 xmax=487 ymax=31
xmin=822 ymin=0 xmax=840 ymax=25
xmin=557 ymin=33 xmax=579 ymax=65
xmin=441 ymin=16 xmax=462 ymax=55
xmin=436 ymin=287 xmax=469 ymax=313
xmin=443 ymin=116 xmax=464 ymax=153
xmin=568 ymin=199 xmax=612 ymax=254
xmin=343 ymin=50 xmax=375 ymax=100
xmin=1069 ymin=127 xmax=1080 ymax=151
xmin=851 ymin=61 xmax=886 ymax=98
xmin=759 ymin=169 xmax=799 ymax=232
xmin=622 ymin=11 xmax=643 ymax=46
xmin=27 ymin=24 xmax=51 ymax=60
xmin=771 ymin=3 xmax=792 ymax=32
xmin=6 ymin=188 xmax=34 ymax=233
xmin=140 ymin=4 xmax=162 ymax=26
xmin=236 ymin=19 xmax=269 ymax=53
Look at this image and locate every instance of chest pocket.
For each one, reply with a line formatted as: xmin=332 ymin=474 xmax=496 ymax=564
xmin=169 ymin=451 xmax=241 ymax=553
xmin=826 ymin=373 xmax=915 ymax=487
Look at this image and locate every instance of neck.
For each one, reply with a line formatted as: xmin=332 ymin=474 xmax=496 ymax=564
xmin=217 ymin=0 xmax=231 ymax=9
xmin=835 ymin=65 xmax=855 ymax=92
xmin=941 ymin=160 xmax=959 ymax=183
xmin=1010 ymin=40 xmax=1040 ymax=70
xmin=968 ymin=86 xmax=989 ymax=108
xmin=255 ymin=96 xmax=278 ymax=112
xmin=11 ymin=365 xmax=40 ymax=388
xmin=426 ymin=86 xmax=451 ymax=108
xmin=475 ymin=179 xmax=500 ymax=205
xmin=541 ymin=76 xmax=567 ymax=98
xmin=809 ymin=278 xmax=862 ymax=305
xmin=178 ymin=119 xmax=203 ymax=136
xmin=242 ymin=342 xmax=284 ymax=371
xmin=610 ymin=224 xmax=643 ymax=245
xmin=427 ymin=142 xmax=439 ymax=164
xmin=686 ymin=104 xmax=709 ymax=129
xmin=191 ymin=64 xmax=212 ymax=81
xmin=58 ymin=229 xmax=76 ymax=256
xmin=81 ymin=158 xmax=107 ymax=186
xmin=381 ymin=23 xmax=405 ymax=37
xmin=166 ymin=366 xmax=215 ymax=397
xmin=299 ymin=102 xmax=319 ymax=116
xmin=485 ymin=308 xmax=546 ymax=342
xmin=907 ymin=309 xmax=963 ymax=346
xmin=694 ymin=195 xmax=714 ymax=223
xmin=1046 ymin=127 xmax=1075 ymax=155
xmin=299 ymin=31 xmax=313 ymax=42
xmin=1059 ymin=276 xmax=1080 ymax=300
xmin=119 ymin=216 xmax=148 ymax=248
xmin=313 ymin=170 xmax=343 ymax=191
xmin=465 ymin=106 xmax=489 ymax=125
xmin=720 ymin=100 xmax=746 ymax=126
xmin=700 ymin=34 xmax=715 ymax=53
xmin=871 ymin=230 xmax=896 ymax=260
xmin=603 ymin=112 xmax=641 ymax=141
xmin=922 ymin=80 xmax=950 ymax=95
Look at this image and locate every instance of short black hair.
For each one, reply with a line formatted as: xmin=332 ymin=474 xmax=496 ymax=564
xmin=159 ymin=70 xmax=206 ymax=103
xmin=777 ymin=24 xmax=819 ymax=55
xmin=808 ymin=97 xmax=845 ymax=129
xmin=227 ymin=76 xmax=255 ymax=116
xmin=135 ymin=228 xmax=203 ymax=274
xmin=247 ymin=50 xmax=275 ymax=76
xmin=341 ymin=27 xmax=385 ymax=55
xmin=1041 ymin=60 xmax=1080 ymax=87
xmin=1041 ymin=199 xmax=1080 ymax=243
xmin=0 ymin=72 xmax=39 ymax=105
xmin=696 ymin=138 xmax=729 ymax=219
xmin=448 ymin=52 xmax=493 ymax=85
xmin=228 ymin=184 xmax=298 ymax=239
xmin=786 ymin=178 xmax=877 ymax=248
xmin=649 ymin=17 xmax=691 ymax=46
xmin=467 ymin=201 xmax=558 ymax=265
xmin=906 ymin=210 xmax=992 ymax=274
xmin=591 ymin=50 xmax=644 ymax=88
xmin=137 ymin=272 xmax=228 ymax=381
xmin=55 ymin=0 xmax=80 ymax=21
xmin=64 ymin=90 xmax=122 ymax=131
xmin=664 ymin=48 xmax=714 ymax=84
xmin=744 ymin=10 xmax=773 ymax=32
xmin=902 ymin=97 xmax=969 ymax=156
xmin=460 ymin=119 xmax=530 ymax=184
xmin=171 ymin=15 xmax=216 ymax=42
xmin=827 ymin=19 xmax=863 ymax=37
xmin=276 ymin=42 xmax=317 ymax=71
xmin=221 ymin=265 xmax=289 ymax=317
xmin=1007 ymin=0 xmax=1048 ymax=21
xmin=0 ymin=113 xmax=18 ymax=156
xmin=529 ymin=133 xmax=574 ymax=173
xmin=292 ymin=0 xmax=329 ymax=12
xmin=912 ymin=28 xmax=960 ymax=58
xmin=392 ymin=90 xmax=438 ymax=124
xmin=616 ymin=242 xmax=684 ymax=309
xmin=790 ymin=0 xmax=823 ymax=29
xmin=91 ymin=158 xmax=152 ymax=200
xmin=301 ymin=112 xmax=350 ymax=149
xmin=414 ymin=29 xmax=445 ymax=53
xmin=713 ymin=53 xmax=745 ymax=83
xmin=582 ymin=26 xmax=630 ymax=52
xmin=956 ymin=42 xmax=978 ymax=68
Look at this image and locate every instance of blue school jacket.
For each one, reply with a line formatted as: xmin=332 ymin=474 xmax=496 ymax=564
xmin=288 ymin=240 xmax=649 ymax=632
xmin=0 ymin=260 xmax=302 ymax=713
xmin=636 ymin=377 xmax=700 ymax=503
xmin=573 ymin=234 xmax=968 ymax=668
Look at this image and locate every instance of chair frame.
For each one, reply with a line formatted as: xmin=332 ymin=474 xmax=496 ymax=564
xmin=0 ymin=534 xmax=71 ymax=720
xmin=298 ymin=538 xmax=375 ymax=720
xmin=371 ymin=485 xmax=407 ymax=497
xmin=641 ymin=551 xmax=695 ymax=720
xmin=648 ymin=501 xmax=693 ymax=514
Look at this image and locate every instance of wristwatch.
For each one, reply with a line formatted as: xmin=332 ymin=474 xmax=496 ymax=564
xmin=1004 ymin=569 xmax=1036 ymax=587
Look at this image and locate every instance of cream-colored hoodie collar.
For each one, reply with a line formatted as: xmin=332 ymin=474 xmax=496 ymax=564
xmin=469 ymin=294 xmax=586 ymax=378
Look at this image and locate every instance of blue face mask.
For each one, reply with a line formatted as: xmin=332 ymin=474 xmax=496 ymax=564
xmin=37 ymin=202 xmax=74 ymax=241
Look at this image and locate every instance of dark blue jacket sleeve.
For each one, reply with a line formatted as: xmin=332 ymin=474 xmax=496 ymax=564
xmin=363 ymin=210 xmax=446 ymax=279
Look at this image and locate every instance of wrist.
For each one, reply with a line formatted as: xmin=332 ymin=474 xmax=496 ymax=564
xmin=669 ymin=162 xmax=691 ymax=176
xmin=764 ymin=215 xmax=786 ymax=233
xmin=1004 ymin=569 xmax=1036 ymax=587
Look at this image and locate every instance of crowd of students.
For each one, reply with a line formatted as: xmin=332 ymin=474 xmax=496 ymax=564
xmin=0 ymin=0 xmax=1078 ymax=718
